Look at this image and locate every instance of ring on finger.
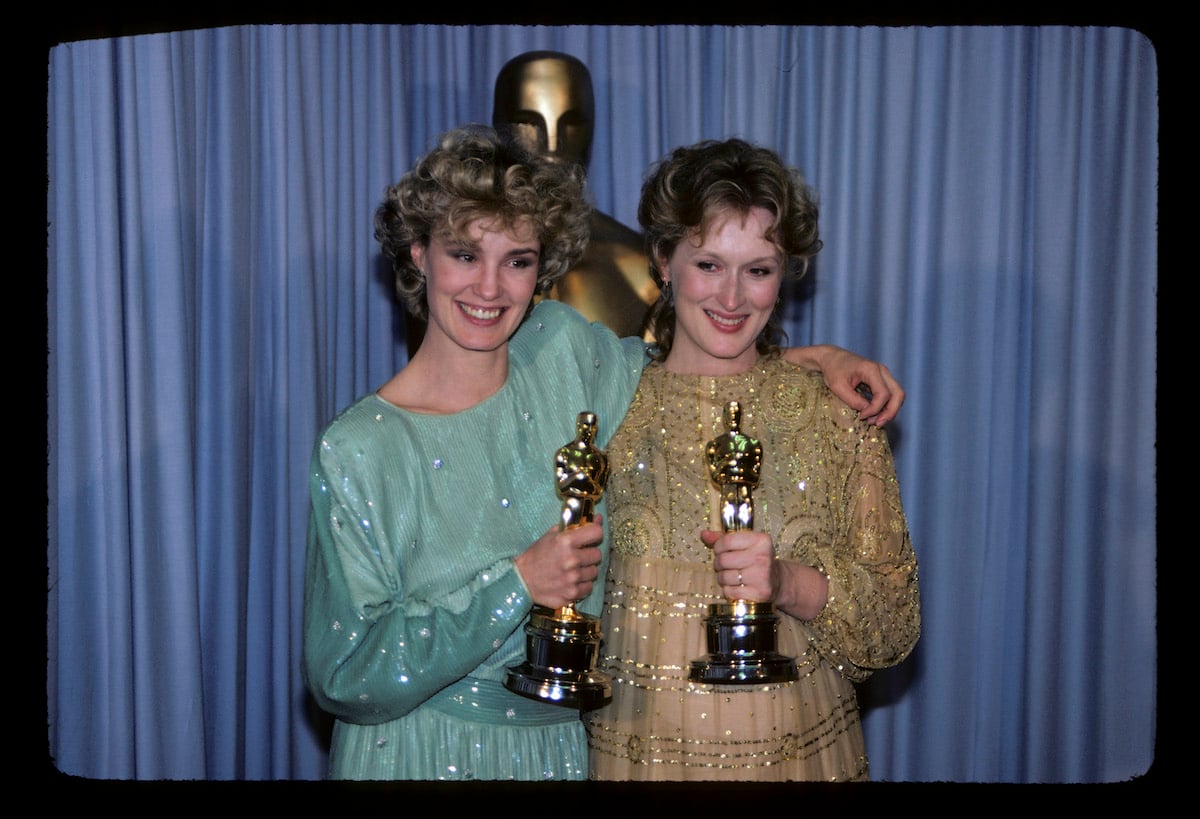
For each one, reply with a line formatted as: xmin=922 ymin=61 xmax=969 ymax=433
xmin=737 ymin=571 xmax=744 ymax=586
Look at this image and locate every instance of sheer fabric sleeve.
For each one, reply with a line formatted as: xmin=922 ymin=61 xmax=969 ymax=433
xmin=801 ymin=405 xmax=921 ymax=683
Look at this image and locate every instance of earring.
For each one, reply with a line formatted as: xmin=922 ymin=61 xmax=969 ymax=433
xmin=661 ymin=280 xmax=672 ymax=303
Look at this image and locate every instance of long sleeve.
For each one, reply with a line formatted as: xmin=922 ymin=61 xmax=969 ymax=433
xmin=794 ymin=397 xmax=921 ymax=683
xmin=302 ymin=435 xmax=532 ymax=725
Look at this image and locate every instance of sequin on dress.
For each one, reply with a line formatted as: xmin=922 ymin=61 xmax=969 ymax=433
xmin=586 ymin=358 xmax=920 ymax=781
xmin=303 ymin=300 xmax=646 ymax=780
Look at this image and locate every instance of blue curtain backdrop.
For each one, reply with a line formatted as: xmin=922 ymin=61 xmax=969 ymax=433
xmin=47 ymin=24 xmax=1157 ymax=783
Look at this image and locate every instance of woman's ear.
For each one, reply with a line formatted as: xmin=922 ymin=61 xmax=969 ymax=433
xmin=409 ymin=241 xmax=427 ymax=271
xmin=654 ymin=254 xmax=670 ymax=287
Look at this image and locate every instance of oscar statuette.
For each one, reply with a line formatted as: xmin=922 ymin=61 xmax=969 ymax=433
xmin=505 ymin=411 xmax=614 ymax=709
xmin=689 ymin=400 xmax=799 ymax=684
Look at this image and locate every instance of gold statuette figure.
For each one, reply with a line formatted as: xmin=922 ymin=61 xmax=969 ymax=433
xmin=690 ymin=401 xmax=799 ymax=684
xmin=505 ymin=412 xmax=614 ymax=709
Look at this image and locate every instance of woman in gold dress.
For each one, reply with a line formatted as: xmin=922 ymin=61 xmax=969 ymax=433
xmin=586 ymin=139 xmax=921 ymax=781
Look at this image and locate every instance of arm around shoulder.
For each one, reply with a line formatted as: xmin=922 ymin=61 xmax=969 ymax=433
xmin=780 ymin=344 xmax=905 ymax=426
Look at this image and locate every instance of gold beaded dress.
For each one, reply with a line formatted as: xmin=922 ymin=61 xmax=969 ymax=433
xmin=586 ymin=358 xmax=920 ymax=781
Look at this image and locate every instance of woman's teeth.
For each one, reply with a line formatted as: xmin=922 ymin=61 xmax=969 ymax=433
xmin=705 ymin=310 xmax=744 ymax=328
xmin=461 ymin=304 xmax=502 ymax=320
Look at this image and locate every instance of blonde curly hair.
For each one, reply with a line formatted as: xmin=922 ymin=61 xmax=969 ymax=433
xmin=374 ymin=124 xmax=592 ymax=320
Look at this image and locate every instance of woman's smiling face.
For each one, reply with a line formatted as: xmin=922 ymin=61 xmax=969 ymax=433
xmin=659 ymin=206 xmax=783 ymax=375
xmin=411 ymin=216 xmax=541 ymax=358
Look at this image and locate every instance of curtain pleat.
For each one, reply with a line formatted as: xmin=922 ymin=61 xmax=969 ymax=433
xmin=47 ymin=24 xmax=1157 ymax=783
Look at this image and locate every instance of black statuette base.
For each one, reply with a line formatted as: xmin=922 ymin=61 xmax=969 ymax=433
xmin=505 ymin=605 xmax=613 ymax=710
xmin=688 ymin=601 xmax=799 ymax=685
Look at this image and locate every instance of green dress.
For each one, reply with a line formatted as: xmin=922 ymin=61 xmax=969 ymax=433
xmin=303 ymin=300 xmax=646 ymax=780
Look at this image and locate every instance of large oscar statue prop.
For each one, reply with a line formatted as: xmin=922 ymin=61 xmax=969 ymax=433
xmin=690 ymin=401 xmax=799 ymax=685
xmin=505 ymin=411 xmax=614 ymax=710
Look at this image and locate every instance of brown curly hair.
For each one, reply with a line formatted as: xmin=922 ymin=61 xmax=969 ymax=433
xmin=374 ymin=124 xmax=592 ymax=320
xmin=638 ymin=138 xmax=822 ymax=362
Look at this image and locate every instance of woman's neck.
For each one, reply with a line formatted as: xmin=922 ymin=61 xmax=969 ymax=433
xmin=378 ymin=342 xmax=508 ymax=415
